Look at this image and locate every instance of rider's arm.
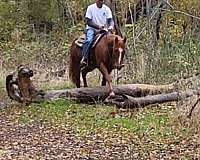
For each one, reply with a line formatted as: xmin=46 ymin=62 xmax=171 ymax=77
xmin=86 ymin=18 xmax=102 ymax=30
xmin=106 ymin=6 xmax=114 ymax=30
xmin=107 ymin=18 xmax=112 ymax=27
xmin=107 ymin=18 xmax=114 ymax=31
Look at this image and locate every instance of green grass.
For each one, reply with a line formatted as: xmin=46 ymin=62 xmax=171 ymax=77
xmin=0 ymin=74 xmax=7 ymax=101
xmin=0 ymin=81 xmax=3 ymax=88
xmin=0 ymin=72 xmax=5 ymax=89
xmin=41 ymin=81 xmax=75 ymax=91
xmin=13 ymin=100 xmax=190 ymax=141
xmin=1 ymin=98 xmax=198 ymax=159
xmin=18 ymin=100 xmax=74 ymax=124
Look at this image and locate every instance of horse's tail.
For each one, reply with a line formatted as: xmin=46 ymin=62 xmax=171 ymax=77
xmin=69 ymin=40 xmax=81 ymax=87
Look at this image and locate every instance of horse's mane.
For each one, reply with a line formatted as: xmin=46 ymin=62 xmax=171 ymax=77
xmin=105 ymin=34 xmax=123 ymax=43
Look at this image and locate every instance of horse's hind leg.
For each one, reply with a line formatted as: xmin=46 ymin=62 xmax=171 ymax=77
xmin=75 ymin=75 xmax=81 ymax=88
xmin=101 ymin=76 xmax=106 ymax=86
xmin=72 ymin=65 xmax=81 ymax=87
xmin=81 ymin=66 xmax=95 ymax=87
xmin=82 ymin=71 xmax=88 ymax=87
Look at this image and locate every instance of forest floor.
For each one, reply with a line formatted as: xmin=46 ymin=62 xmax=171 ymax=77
xmin=0 ymin=72 xmax=200 ymax=159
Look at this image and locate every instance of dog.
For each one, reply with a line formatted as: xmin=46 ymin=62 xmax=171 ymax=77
xmin=6 ymin=65 xmax=44 ymax=104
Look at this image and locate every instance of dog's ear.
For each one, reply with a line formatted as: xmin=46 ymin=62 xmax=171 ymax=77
xmin=17 ymin=65 xmax=24 ymax=70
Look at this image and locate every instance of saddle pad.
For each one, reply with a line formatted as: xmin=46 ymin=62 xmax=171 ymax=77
xmin=75 ymin=33 xmax=103 ymax=48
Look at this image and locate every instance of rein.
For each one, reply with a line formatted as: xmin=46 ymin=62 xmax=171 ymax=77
xmin=105 ymin=33 xmax=115 ymax=67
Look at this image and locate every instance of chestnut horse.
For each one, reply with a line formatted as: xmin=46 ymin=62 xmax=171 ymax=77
xmin=69 ymin=33 xmax=127 ymax=96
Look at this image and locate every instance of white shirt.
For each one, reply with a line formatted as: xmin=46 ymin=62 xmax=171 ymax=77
xmin=85 ymin=3 xmax=113 ymax=30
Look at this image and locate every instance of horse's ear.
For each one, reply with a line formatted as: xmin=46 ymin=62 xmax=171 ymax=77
xmin=123 ymin=37 xmax=127 ymax=44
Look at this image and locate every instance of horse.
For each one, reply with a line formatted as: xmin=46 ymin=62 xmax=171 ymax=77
xmin=69 ymin=32 xmax=127 ymax=96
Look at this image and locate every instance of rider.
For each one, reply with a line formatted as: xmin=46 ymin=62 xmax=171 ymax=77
xmin=80 ymin=0 xmax=114 ymax=68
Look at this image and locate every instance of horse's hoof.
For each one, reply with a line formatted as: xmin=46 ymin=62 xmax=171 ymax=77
xmin=109 ymin=91 xmax=115 ymax=96
xmin=117 ymin=64 xmax=125 ymax=70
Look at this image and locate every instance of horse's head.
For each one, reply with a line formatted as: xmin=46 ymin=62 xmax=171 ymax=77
xmin=110 ymin=35 xmax=127 ymax=70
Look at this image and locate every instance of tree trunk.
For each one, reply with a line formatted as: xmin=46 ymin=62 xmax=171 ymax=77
xmin=105 ymin=90 xmax=200 ymax=108
xmin=32 ymin=83 xmax=175 ymax=103
xmin=105 ymin=0 xmax=123 ymax=37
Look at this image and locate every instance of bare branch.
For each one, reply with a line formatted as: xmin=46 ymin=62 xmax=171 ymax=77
xmin=161 ymin=8 xmax=200 ymax=21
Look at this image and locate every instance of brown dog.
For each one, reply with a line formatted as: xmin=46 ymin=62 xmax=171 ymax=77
xmin=17 ymin=65 xmax=34 ymax=104
xmin=6 ymin=65 xmax=44 ymax=104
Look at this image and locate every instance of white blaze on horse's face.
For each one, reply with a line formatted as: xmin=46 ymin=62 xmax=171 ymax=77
xmin=118 ymin=47 xmax=123 ymax=65
xmin=112 ymin=36 xmax=126 ymax=70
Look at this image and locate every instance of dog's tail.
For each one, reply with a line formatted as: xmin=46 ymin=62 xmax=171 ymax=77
xmin=6 ymin=74 xmax=14 ymax=100
xmin=6 ymin=74 xmax=23 ymax=102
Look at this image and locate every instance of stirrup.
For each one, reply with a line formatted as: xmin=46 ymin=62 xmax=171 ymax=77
xmin=80 ymin=58 xmax=88 ymax=69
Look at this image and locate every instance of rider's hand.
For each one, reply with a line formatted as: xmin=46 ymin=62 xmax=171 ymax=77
xmin=108 ymin=26 xmax=113 ymax=32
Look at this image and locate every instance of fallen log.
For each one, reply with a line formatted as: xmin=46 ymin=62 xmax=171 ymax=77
xmin=32 ymin=83 xmax=175 ymax=103
xmin=6 ymin=76 xmax=200 ymax=111
xmin=7 ymin=66 xmax=200 ymax=111
xmin=104 ymin=90 xmax=200 ymax=109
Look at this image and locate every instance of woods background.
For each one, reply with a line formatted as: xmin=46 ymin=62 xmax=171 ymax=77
xmin=0 ymin=0 xmax=200 ymax=84
xmin=0 ymin=1 xmax=200 ymax=159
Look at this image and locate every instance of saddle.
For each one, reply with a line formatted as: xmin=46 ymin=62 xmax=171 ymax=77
xmin=75 ymin=30 xmax=107 ymax=48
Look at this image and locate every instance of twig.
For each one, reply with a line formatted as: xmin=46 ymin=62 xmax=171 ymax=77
xmin=187 ymin=97 xmax=200 ymax=118
xmin=135 ymin=1 xmax=163 ymax=40
xmin=163 ymin=0 xmax=174 ymax=9
xmin=161 ymin=8 xmax=200 ymax=21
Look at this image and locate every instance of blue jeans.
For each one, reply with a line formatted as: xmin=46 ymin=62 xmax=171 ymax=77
xmin=82 ymin=28 xmax=95 ymax=59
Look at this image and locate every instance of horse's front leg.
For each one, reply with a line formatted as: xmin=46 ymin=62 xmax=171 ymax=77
xmin=99 ymin=63 xmax=114 ymax=96
xmin=101 ymin=69 xmax=112 ymax=86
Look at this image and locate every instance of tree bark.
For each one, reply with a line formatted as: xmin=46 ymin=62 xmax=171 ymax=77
xmin=105 ymin=0 xmax=123 ymax=37
xmin=32 ymin=83 xmax=175 ymax=103
xmin=8 ymin=80 xmax=200 ymax=110
xmin=105 ymin=90 xmax=200 ymax=109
